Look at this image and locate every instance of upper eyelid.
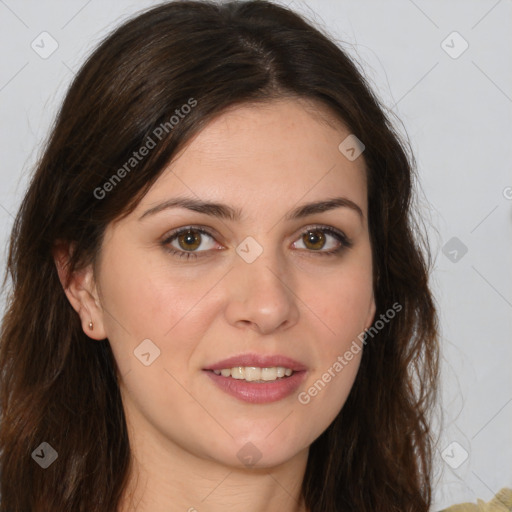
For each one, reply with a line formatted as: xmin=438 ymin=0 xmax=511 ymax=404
xmin=162 ymin=225 xmax=221 ymax=245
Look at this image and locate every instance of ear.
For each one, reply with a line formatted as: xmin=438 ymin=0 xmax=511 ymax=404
xmin=53 ymin=241 xmax=107 ymax=340
xmin=364 ymin=290 xmax=377 ymax=331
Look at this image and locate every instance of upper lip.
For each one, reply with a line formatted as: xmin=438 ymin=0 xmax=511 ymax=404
xmin=204 ymin=353 xmax=307 ymax=372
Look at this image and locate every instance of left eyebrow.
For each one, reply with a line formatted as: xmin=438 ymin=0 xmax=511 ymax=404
xmin=138 ymin=196 xmax=363 ymax=222
xmin=284 ymin=197 xmax=363 ymax=221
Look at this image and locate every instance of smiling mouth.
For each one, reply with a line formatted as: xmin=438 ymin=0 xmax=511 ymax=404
xmin=204 ymin=366 xmax=307 ymax=404
xmin=208 ymin=366 xmax=295 ymax=382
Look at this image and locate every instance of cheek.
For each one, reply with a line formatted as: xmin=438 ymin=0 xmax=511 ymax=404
xmin=101 ymin=239 xmax=217 ymax=326
xmin=97 ymin=245 xmax=225 ymax=377
xmin=98 ymin=250 xmax=223 ymax=444
xmin=296 ymin=270 xmax=369 ymax=430
xmin=294 ymin=254 xmax=372 ymax=425
xmin=304 ymin=257 xmax=374 ymax=344
xmin=296 ymin=349 xmax=361 ymax=445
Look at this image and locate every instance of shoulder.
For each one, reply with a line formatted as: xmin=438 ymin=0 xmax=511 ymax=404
xmin=439 ymin=488 xmax=512 ymax=511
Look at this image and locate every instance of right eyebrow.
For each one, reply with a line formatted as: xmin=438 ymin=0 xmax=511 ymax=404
xmin=139 ymin=197 xmax=242 ymax=221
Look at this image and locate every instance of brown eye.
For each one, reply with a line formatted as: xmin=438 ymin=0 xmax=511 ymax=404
xmin=177 ymin=229 xmax=202 ymax=251
xmin=163 ymin=227 xmax=218 ymax=257
xmin=291 ymin=225 xmax=352 ymax=256
xmin=302 ymin=230 xmax=326 ymax=251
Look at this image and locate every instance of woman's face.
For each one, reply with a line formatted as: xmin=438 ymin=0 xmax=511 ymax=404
xmin=90 ymin=98 xmax=375 ymax=469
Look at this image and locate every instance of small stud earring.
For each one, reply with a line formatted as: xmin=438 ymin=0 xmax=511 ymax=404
xmin=88 ymin=321 xmax=94 ymax=330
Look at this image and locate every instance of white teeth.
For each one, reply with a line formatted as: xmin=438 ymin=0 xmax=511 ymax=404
xmin=211 ymin=366 xmax=294 ymax=381
xmin=230 ymin=367 xmax=244 ymax=379
xmin=244 ymin=367 xmax=261 ymax=382
xmin=261 ymin=367 xmax=277 ymax=380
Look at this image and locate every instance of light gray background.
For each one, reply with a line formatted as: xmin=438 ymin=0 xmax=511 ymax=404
xmin=0 ymin=0 xmax=511 ymax=509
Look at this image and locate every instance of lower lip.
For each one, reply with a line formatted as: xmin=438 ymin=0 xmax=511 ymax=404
xmin=204 ymin=370 xmax=307 ymax=404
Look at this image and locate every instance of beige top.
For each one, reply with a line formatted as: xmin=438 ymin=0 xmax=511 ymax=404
xmin=440 ymin=488 xmax=512 ymax=511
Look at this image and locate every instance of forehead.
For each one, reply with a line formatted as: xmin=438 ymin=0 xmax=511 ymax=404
xmin=140 ymin=98 xmax=367 ymax=216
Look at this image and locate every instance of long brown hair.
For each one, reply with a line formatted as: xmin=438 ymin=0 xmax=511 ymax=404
xmin=0 ymin=1 xmax=439 ymax=510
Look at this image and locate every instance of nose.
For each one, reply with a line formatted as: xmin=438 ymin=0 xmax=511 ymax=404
xmin=223 ymin=245 xmax=300 ymax=335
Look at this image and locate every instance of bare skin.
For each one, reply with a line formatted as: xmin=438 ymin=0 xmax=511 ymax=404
xmin=55 ymin=98 xmax=375 ymax=512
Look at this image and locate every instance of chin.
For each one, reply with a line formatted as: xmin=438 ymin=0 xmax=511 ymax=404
xmin=217 ymin=435 xmax=308 ymax=470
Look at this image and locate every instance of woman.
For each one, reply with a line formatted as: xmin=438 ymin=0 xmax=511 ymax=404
xmin=0 ymin=1 xmax=440 ymax=510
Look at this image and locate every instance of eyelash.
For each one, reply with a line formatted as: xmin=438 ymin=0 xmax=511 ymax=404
xmin=161 ymin=224 xmax=353 ymax=261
